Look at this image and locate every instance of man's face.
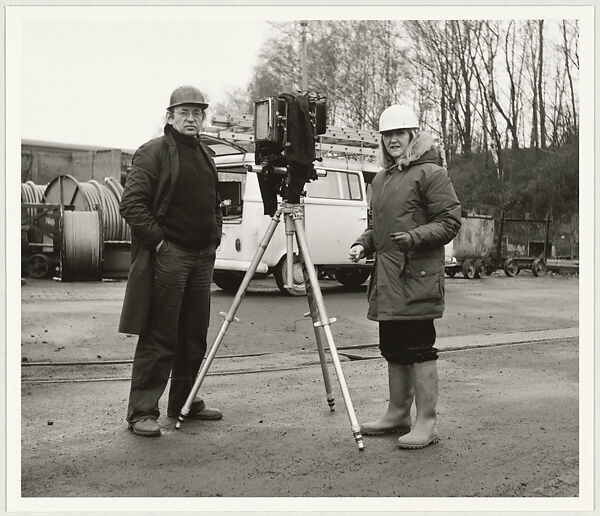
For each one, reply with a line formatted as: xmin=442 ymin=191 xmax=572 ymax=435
xmin=382 ymin=129 xmax=411 ymax=159
xmin=167 ymin=104 xmax=205 ymax=136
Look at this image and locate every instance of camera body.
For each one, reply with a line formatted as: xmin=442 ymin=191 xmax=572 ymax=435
xmin=252 ymin=92 xmax=327 ymax=213
xmin=253 ymin=93 xmax=326 ymax=164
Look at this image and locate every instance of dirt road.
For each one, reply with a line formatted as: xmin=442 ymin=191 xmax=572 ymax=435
xmin=20 ymin=272 xmax=578 ymax=362
xmin=15 ymin=272 xmax=582 ymax=508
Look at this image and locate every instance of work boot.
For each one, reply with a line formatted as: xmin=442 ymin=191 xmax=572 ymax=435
xmin=168 ymin=399 xmax=223 ymax=420
xmin=360 ymin=362 xmax=414 ymax=436
xmin=128 ymin=417 xmax=161 ymax=437
xmin=397 ymin=360 xmax=439 ymax=449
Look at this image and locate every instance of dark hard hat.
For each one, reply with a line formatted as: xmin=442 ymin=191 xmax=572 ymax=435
xmin=168 ymin=85 xmax=209 ymax=110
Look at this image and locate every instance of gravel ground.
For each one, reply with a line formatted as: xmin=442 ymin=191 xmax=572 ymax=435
xmin=12 ymin=272 xmax=585 ymax=512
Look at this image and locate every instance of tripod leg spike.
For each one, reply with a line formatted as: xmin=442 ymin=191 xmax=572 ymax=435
xmin=293 ymin=215 xmax=364 ymax=451
xmin=327 ymin=397 xmax=335 ymax=411
xmin=355 ymin=432 xmax=365 ymax=451
xmin=175 ymin=415 xmax=185 ymax=430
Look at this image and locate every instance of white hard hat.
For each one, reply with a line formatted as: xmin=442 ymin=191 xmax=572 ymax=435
xmin=378 ymin=105 xmax=419 ymax=133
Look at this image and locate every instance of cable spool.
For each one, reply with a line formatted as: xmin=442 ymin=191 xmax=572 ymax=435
xmin=61 ymin=210 xmax=103 ymax=281
xmin=44 ymin=175 xmax=130 ymax=242
xmin=104 ymin=176 xmax=124 ymax=198
xmin=44 ymin=174 xmax=92 ymax=209
xmin=22 ymin=181 xmax=47 ymax=221
xmin=89 ymin=180 xmax=119 ymax=241
xmin=21 ymin=181 xmax=46 ymax=204
xmin=21 ymin=181 xmax=49 ymax=247
xmin=103 ymin=177 xmax=131 ymax=241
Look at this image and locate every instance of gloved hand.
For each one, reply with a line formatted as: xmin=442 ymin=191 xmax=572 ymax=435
xmin=390 ymin=232 xmax=414 ymax=252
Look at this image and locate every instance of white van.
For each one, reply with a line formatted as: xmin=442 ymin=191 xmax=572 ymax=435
xmin=213 ymin=152 xmax=378 ymax=295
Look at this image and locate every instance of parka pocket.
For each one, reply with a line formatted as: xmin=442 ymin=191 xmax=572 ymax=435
xmin=403 ymin=259 xmax=444 ymax=305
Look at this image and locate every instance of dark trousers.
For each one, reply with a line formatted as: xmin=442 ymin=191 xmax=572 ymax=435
xmin=127 ymin=242 xmax=215 ymax=423
xmin=378 ymin=319 xmax=438 ymax=365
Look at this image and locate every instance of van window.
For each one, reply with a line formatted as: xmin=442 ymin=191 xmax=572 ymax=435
xmin=306 ymin=170 xmax=363 ymax=201
xmin=217 ymin=170 xmax=246 ymax=219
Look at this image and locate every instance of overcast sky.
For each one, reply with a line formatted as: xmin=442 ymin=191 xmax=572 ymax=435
xmin=20 ymin=16 xmax=269 ymax=150
xmin=10 ymin=5 xmax=591 ymax=153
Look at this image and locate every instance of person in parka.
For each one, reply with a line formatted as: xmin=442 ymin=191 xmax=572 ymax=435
xmin=349 ymin=104 xmax=461 ymax=449
xmin=119 ymin=85 xmax=223 ymax=437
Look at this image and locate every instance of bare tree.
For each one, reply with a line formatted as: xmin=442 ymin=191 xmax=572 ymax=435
xmin=562 ymin=20 xmax=578 ymax=135
xmin=472 ymin=22 xmax=504 ymax=180
xmin=405 ymin=20 xmax=471 ymax=162
xmin=537 ymin=20 xmax=547 ymax=149
xmin=447 ymin=21 xmax=483 ymax=155
xmin=404 ymin=22 xmax=447 ymax=141
xmin=246 ymin=18 xmax=577 ymax=159
xmin=525 ymin=21 xmax=540 ymax=148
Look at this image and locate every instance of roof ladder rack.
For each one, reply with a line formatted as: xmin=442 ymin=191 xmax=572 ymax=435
xmin=204 ymin=114 xmax=380 ymax=161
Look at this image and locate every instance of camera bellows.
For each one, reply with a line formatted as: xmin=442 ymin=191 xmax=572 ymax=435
xmin=278 ymin=93 xmax=316 ymax=165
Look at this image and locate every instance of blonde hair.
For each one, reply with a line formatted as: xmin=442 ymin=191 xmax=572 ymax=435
xmin=377 ymin=129 xmax=416 ymax=170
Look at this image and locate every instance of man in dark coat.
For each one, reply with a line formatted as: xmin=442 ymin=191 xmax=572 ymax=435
xmin=119 ymin=85 xmax=223 ymax=437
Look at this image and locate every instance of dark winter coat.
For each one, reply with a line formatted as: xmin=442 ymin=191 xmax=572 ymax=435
xmin=354 ymin=132 xmax=461 ymax=321
xmin=118 ymin=126 xmax=222 ymax=334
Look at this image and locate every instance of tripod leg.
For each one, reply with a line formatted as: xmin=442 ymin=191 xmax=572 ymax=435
xmin=175 ymin=210 xmax=283 ymax=429
xmin=284 ymin=215 xmax=295 ymax=288
xmin=292 ymin=217 xmax=365 ymax=451
xmin=301 ymin=259 xmax=335 ymax=411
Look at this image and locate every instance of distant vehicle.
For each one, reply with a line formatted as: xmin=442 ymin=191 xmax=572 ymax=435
xmin=445 ymin=213 xmax=552 ymax=279
xmin=213 ymin=152 xmax=378 ymax=295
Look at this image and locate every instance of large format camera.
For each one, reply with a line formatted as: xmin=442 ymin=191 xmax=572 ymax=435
xmin=253 ymin=92 xmax=327 ymax=214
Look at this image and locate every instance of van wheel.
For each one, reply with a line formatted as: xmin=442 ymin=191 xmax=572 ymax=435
xmin=334 ymin=268 xmax=370 ymax=288
xmin=274 ymin=255 xmax=307 ymax=296
xmin=212 ymin=270 xmax=244 ymax=293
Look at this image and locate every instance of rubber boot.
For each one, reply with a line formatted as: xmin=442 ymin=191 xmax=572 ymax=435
xmin=360 ymin=362 xmax=414 ymax=436
xmin=397 ymin=360 xmax=439 ymax=449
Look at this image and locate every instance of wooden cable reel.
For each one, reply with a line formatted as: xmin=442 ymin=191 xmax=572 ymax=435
xmin=61 ymin=210 xmax=103 ymax=280
xmin=43 ymin=175 xmax=130 ymax=242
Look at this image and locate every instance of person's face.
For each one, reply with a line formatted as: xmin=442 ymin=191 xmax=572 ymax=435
xmin=382 ymin=129 xmax=412 ymax=159
xmin=167 ymin=104 xmax=205 ymax=135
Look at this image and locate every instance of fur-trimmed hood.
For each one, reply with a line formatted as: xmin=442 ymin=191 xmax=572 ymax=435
xmin=384 ymin=131 xmax=438 ymax=172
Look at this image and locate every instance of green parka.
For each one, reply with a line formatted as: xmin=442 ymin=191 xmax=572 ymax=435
xmin=354 ymin=132 xmax=461 ymax=321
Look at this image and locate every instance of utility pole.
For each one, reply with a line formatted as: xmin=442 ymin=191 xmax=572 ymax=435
xmin=300 ymin=21 xmax=308 ymax=91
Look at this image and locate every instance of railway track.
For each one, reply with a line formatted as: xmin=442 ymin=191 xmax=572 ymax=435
xmin=21 ymin=338 xmax=574 ymax=384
